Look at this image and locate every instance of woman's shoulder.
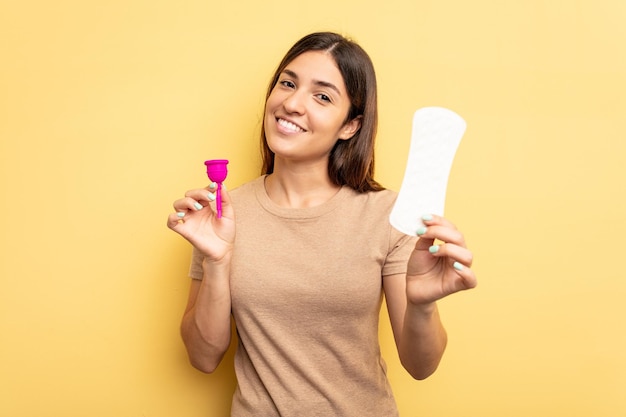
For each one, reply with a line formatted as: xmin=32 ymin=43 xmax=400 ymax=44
xmin=351 ymin=186 xmax=398 ymax=202
xmin=229 ymin=176 xmax=264 ymax=199
xmin=343 ymin=186 xmax=399 ymax=214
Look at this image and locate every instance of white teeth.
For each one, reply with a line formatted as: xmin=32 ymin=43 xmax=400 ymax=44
xmin=278 ymin=118 xmax=304 ymax=133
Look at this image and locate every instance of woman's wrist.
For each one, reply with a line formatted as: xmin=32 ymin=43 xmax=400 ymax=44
xmin=201 ymin=254 xmax=232 ymax=280
xmin=406 ymin=299 xmax=438 ymax=317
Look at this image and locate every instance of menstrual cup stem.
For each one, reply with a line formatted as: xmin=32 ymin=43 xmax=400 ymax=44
xmin=216 ymin=183 xmax=223 ymax=218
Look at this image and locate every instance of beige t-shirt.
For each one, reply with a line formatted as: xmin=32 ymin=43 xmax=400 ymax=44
xmin=189 ymin=176 xmax=416 ymax=416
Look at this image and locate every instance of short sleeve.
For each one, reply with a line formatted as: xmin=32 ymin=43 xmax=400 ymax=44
xmin=382 ymin=226 xmax=417 ymax=277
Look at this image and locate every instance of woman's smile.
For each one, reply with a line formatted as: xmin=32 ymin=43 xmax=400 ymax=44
xmin=276 ymin=118 xmax=306 ymax=134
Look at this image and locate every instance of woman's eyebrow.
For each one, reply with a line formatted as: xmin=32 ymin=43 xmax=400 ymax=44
xmin=282 ymin=69 xmax=342 ymax=96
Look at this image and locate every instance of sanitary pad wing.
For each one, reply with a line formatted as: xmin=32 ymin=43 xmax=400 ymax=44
xmin=390 ymin=107 xmax=466 ymax=236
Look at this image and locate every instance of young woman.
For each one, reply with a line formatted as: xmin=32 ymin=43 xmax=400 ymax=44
xmin=167 ymin=32 xmax=477 ymax=416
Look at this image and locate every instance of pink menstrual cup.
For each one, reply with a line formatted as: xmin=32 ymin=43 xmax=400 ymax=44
xmin=204 ymin=159 xmax=229 ymax=218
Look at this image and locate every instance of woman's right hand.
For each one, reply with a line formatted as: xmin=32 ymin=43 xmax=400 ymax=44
xmin=167 ymin=183 xmax=235 ymax=263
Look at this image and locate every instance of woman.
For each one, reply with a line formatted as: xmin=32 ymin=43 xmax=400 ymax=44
xmin=167 ymin=32 xmax=476 ymax=416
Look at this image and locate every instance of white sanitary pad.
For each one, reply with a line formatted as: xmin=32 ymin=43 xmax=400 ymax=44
xmin=390 ymin=107 xmax=467 ymax=236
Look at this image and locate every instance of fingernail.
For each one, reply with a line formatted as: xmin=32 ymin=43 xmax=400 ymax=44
xmin=207 ymin=192 xmax=216 ymax=201
xmin=422 ymin=214 xmax=433 ymax=221
xmin=194 ymin=202 xmax=203 ymax=210
xmin=416 ymin=226 xmax=427 ymax=236
xmin=453 ymin=262 xmax=464 ymax=271
xmin=209 ymin=182 xmax=217 ymax=189
xmin=429 ymin=245 xmax=439 ymax=254
xmin=176 ymin=212 xmax=185 ymax=218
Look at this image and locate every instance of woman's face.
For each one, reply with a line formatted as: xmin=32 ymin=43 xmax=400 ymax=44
xmin=264 ymin=51 xmax=360 ymax=168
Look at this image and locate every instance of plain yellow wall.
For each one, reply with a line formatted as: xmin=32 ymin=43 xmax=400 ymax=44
xmin=1 ymin=0 xmax=625 ymax=416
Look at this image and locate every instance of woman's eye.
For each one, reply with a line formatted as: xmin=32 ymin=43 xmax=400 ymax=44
xmin=280 ymin=80 xmax=295 ymax=89
xmin=317 ymin=94 xmax=331 ymax=103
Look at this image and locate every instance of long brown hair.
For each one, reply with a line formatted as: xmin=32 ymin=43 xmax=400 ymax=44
xmin=260 ymin=32 xmax=384 ymax=192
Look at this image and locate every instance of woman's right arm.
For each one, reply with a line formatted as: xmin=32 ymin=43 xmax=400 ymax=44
xmin=180 ymin=257 xmax=232 ymax=373
xmin=167 ymin=184 xmax=236 ymax=373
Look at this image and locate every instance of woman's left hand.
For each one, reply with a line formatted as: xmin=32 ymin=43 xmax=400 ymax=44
xmin=405 ymin=214 xmax=477 ymax=306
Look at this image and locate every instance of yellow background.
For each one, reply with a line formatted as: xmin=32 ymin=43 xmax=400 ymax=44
xmin=1 ymin=0 xmax=625 ymax=416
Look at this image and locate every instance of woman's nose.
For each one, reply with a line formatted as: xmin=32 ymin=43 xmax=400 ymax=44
xmin=282 ymin=90 xmax=306 ymax=114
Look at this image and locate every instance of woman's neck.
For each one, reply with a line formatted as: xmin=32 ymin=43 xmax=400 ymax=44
xmin=264 ymin=163 xmax=341 ymax=209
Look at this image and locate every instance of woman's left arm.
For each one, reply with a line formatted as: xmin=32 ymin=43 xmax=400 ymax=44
xmin=383 ymin=214 xmax=477 ymax=380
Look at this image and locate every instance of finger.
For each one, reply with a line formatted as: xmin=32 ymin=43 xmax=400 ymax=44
xmin=177 ymin=185 xmax=220 ymax=210
xmin=184 ymin=188 xmax=218 ymax=205
xmin=173 ymin=196 xmax=207 ymax=212
xmin=427 ymin=243 xmax=474 ymax=267
xmin=414 ymin=226 xmax=466 ymax=252
xmin=421 ymin=214 xmax=457 ymax=229
xmin=417 ymin=221 xmax=466 ymax=244
xmin=422 ymin=214 xmax=469 ymax=239
xmin=451 ymin=263 xmax=478 ymax=290
xmin=167 ymin=211 xmax=187 ymax=230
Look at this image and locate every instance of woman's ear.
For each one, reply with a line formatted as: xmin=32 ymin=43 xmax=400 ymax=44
xmin=338 ymin=115 xmax=362 ymax=140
